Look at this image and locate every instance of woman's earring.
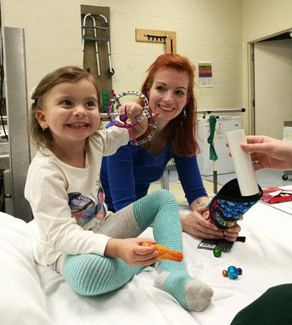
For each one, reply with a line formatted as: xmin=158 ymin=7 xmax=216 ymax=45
xmin=183 ymin=107 xmax=187 ymax=119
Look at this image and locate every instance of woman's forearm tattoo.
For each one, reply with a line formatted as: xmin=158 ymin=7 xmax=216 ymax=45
xmin=195 ymin=198 xmax=207 ymax=208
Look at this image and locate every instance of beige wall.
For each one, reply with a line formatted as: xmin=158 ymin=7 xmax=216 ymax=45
xmin=1 ymin=0 xmax=243 ymax=114
xmin=3 ymin=0 xmax=292 ymax=134
xmin=242 ymin=0 xmax=292 ymax=133
xmin=1 ymin=0 xmax=83 ymax=99
xmin=242 ymin=0 xmax=292 ymax=43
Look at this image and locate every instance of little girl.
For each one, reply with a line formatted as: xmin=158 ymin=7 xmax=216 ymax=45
xmin=25 ymin=66 xmax=213 ymax=312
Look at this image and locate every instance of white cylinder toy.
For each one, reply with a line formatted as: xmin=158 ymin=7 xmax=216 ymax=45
xmin=226 ymin=129 xmax=259 ymax=196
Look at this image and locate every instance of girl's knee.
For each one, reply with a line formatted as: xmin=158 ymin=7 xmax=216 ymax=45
xmin=63 ymin=254 xmax=114 ymax=296
xmin=151 ymin=189 xmax=177 ymax=205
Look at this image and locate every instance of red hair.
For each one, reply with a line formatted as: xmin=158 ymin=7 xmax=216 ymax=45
xmin=141 ymin=53 xmax=199 ymax=156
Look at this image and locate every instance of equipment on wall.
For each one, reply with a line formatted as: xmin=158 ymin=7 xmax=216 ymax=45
xmin=98 ymin=14 xmax=114 ymax=76
xmin=135 ymin=28 xmax=177 ymax=54
xmin=82 ymin=13 xmax=114 ymax=77
xmin=82 ymin=13 xmax=101 ymax=76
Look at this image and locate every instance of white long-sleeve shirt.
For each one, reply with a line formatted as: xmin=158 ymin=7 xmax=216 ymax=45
xmin=25 ymin=127 xmax=129 ymax=266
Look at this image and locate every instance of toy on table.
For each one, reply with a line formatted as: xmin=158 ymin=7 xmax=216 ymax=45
xmin=141 ymin=242 xmax=183 ymax=262
xmin=222 ymin=266 xmax=242 ymax=279
xmin=260 ymin=187 xmax=292 ymax=204
xmin=107 ymin=90 xmax=157 ymax=145
xmin=208 ymin=129 xmax=263 ymax=229
xmin=213 ymin=248 xmax=222 ymax=258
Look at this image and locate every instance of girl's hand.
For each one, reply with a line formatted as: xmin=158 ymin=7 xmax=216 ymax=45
xmin=118 ymin=102 xmax=143 ymax=124
xmin=118 ymin=101 xmax=147 ymax=139
xmin=105 ymin=237 xmax=158 ymax=266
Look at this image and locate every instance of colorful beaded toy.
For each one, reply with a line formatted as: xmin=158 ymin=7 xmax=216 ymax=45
xmin=208 ymin=179 xmax=262 ymax=229
xmin=107 ymin=90 xmax=157 ymax=145
xmin=222 ymin=266 xmax=242 ymax=280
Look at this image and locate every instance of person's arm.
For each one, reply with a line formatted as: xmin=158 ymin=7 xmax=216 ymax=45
xmin=106 ymin=143 xmax=137 ymax=211
xmin=175 ymin=155 xmax=208 ymax=205
xmin=240 ymin=135 xmax=292 ymax=171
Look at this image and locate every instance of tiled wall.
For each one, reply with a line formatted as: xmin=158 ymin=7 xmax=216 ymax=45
xmin=107 ymin=0 xmax=243 ymax=110
xmin=2 ymin=0 xmax=243 ymax=112
xmin=2 ymin=0 xmax=292 ymax=137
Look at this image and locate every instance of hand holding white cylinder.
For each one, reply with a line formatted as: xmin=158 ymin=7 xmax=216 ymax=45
xmin=226 ymin=129 xmax=259 ymax=196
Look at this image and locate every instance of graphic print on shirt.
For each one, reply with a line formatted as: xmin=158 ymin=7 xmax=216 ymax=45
xmin=68 ymin=185 xmax=106 ymax=226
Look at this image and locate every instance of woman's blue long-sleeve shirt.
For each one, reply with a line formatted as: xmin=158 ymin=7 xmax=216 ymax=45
xmin=100 ymin=133 xmax=207 ymax=212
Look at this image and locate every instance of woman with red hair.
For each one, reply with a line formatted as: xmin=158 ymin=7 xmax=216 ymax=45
xmin=101 ymin=53 xmax=240 ymax=241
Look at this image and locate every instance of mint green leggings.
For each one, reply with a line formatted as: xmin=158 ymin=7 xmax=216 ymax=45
xmin=62 ymin=189 xmax=185 ymax=296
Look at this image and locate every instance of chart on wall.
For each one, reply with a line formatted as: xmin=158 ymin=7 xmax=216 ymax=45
xmin=198 ymin=61 xmax=213 ymax=88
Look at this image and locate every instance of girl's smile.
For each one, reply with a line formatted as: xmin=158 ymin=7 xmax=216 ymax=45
xmin=65 ymin=122 xmax=90 ymax=130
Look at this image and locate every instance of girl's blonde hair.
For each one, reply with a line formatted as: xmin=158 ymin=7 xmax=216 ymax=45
xmin=30 ymin=66 xmax=101 ymax=149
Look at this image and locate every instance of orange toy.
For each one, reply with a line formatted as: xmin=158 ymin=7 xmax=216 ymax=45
xmin=141 ymin=242 xmax=183 ymax=262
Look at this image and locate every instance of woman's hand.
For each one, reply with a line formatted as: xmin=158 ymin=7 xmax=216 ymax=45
xmin=104 ymin=237 xmax=158 ymax=266
xmin=228 ymin=135 xmax=292 ymax=171
xmin=181 ymin=207 xmax=224 ymax=239
xmin=222 ymin=224 xmax=241 ymax=242
xmin=181 ymin=206 xmax=241 ymax=241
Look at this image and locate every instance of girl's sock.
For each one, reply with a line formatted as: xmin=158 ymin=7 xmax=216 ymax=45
xmin=133 ymin=189 xmax=213 ymax=311
xmin=155 ymin=271 xmax=213 ymax=311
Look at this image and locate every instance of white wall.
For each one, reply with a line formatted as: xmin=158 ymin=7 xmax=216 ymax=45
xmin=1 ymin=0 xmax=243 ymax=113
xmin=242 ymin=0 xmax=292 ymax=133
xmin=254 ymin=40 xmax=292 ymax=139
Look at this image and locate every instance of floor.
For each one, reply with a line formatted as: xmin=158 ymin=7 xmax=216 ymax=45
xmin=148 ymin=167 xmax=292 ymax=205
